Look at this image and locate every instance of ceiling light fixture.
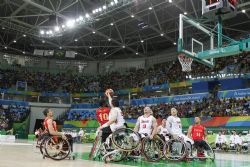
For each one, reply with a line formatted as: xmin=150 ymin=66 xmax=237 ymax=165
xmin=54 ymin=26 xmax=60 ymax=32
xmin=79 ymin=16 xmax=84 ymax=21
xmin=40 ymin=30 xmax=45 ymax=35
xmin=66 ymin=20 xmax=75 ymax=28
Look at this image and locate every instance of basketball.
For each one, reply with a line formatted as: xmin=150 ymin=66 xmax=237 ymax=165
xmin=105 ymin=89 xmax=114 ymax=97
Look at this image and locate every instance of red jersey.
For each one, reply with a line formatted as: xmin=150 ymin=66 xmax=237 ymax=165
xmin=96 ymin=107 xmax=110 ymax=125
xmin=191 ymin=124 xmax=205 ymax=141
xmin=43 ymin=118 xmax=57 ymax=131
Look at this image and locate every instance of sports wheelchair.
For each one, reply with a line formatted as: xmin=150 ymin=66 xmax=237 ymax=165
xmin=228 ymin=142 xmax=249 ymax=153
xmin=89 ymin=128 xmax=165 ymax=163
xmin=34 ymin=133 xmax=75 ymax=160
xmin=163 ymin=136 xmax=215 ymax=161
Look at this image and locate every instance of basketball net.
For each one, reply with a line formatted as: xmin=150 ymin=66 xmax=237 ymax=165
xmin=178 ymin=54 xmax=193 ymax=72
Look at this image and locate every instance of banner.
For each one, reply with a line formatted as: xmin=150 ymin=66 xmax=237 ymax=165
xmin=65 ymin=51 xmax=76 ymax=58
xmin=142 ymin=83 xmax=168 ymax=92
xmin=33 ymin=49 xmax=44 ymax=56
xmin=0 ymin=99 xmax=29 ymax=106
xmin=40 ymin=92 xmax=70 ymax=97
xmin=0 ymin=88 xmax=8 ymax=93
xmin=218 ymin=88 xmax=250 ymax=99
xmin=44 ymin=50 xmax=54 ymax=56
xmin=71 ymin=104 xmax=99 ymax=109
xmin=170 ymin=81 xmax=191 ymax=88
xmin=63 ymin=116 xmax=250 ymax=128
xmin=131 ymin=93 xmax=209 ymax=105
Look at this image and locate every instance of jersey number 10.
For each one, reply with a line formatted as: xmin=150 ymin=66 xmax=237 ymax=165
xmin=98 ymin=113 xmax=109 ymax=122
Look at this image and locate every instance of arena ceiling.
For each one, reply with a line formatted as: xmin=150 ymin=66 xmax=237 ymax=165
xmin=0 ymin=0 xmax=250 ymax=61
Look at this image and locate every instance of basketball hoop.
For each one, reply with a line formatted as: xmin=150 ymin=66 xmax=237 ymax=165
xmin=178 ymin=54 xmax=193 ymax=72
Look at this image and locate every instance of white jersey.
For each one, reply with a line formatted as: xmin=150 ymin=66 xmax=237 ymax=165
xmin=109 ymin=107 xmax=125 ymax=132
xmin=216 ymin=135 xmax=226 ymax=144
xmin=246 ymin=134 xmax=250 ymax=142
xmin=167 ymin=116 xmax=182 ymax=135
xmin=230 ymin=135 xmax=240 ymax=144
xmin=159 ymin=125 xmax=169 ymax=136
xmin=138 ymin=115 xmax=154 ymax=136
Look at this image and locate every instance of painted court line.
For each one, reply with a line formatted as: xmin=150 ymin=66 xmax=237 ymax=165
xmin=0 ymin=142 xmax=32 ymax=146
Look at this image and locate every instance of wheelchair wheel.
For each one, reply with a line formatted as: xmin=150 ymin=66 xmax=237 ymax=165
xmin=163 ymin=139 xmax=188 ymax=161
xmin=44 ymin=136 xmax=71 ymax=161
xmin=39 ymin=138 xmax=47 ymax=155
xmin=141 ymin=137 xmax=164 ymax=162
xmin=205 ymin=141 xmax=215 ymax=161
xmin=89 ymin=135 xmax=102 ymax=160
xmin=111 ymin=128 xmax=140 ymax=151
xmin=39 ymin=134 xmax=50 ymax=156
xmin=103 ymin=150 xmax=128 ymax=163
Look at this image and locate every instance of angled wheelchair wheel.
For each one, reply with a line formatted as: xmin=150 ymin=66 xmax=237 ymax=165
xmin=39 ymin=134 xmax=50 ymax=156
xmin=44 ymin=136 xmax=71 ymax=161
xmin=205 ymin=141 xmax=215 ymax=161
xmin=89 ymin=135 xmax=102 ymax=160
xmin=103 ymin=150 xmax=128 ymax=163
xmin=163 ymin=139 xmax=188 ymax=161
xmin=39 ymin=138 xmax=47 ymax=155
xmin=141 ymin=137 xmax=164 ymax=162
xmin=111 ymin=128 xmax=140 ymax=151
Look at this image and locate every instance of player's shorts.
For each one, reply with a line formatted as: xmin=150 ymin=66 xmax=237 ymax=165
xmin=194 ymin=140 xmax=209 ymax=150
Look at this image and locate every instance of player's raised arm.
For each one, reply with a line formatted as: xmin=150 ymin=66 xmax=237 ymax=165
xmin=105 ymin=89 xmax=114 ymax=108
xmin=133 ymin=118 xmax=140 ymax=133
